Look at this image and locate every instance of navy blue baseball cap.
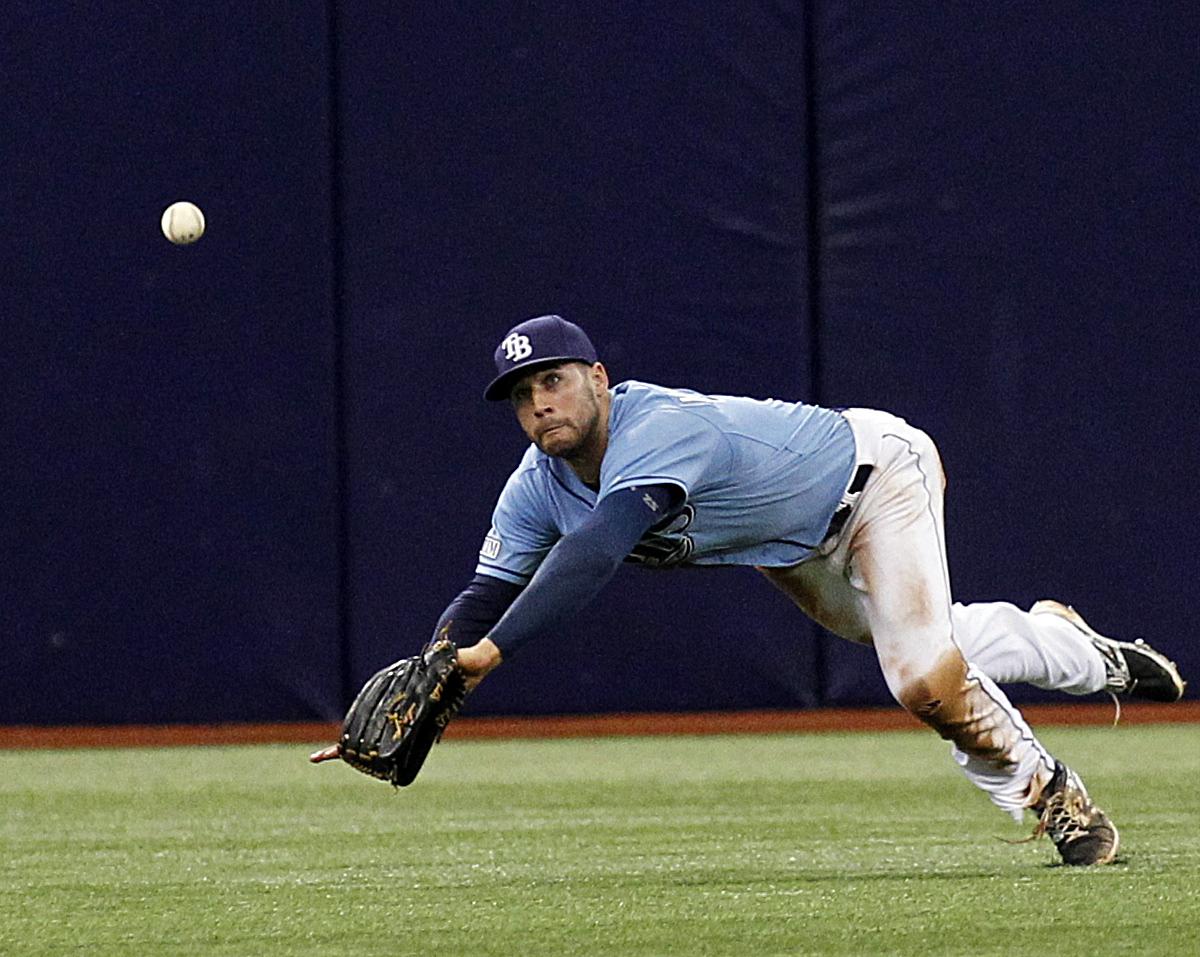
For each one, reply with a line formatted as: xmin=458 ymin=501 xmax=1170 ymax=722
xmin=484 ymin=314 xmax=599 ymax=401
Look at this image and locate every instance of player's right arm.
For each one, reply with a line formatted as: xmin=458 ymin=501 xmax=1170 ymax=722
xmin=446 ymin=484 xmax=679 ymax=687
xmin=459 ymin=484 xmax=677 ymax=675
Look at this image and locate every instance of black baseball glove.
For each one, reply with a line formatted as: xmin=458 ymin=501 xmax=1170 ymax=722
xmin=334 ymin=634 xmax=467 ymax=787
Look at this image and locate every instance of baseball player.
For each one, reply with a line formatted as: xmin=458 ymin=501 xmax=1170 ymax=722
xmin=441 ymin=314 xmax=1185 ymax=866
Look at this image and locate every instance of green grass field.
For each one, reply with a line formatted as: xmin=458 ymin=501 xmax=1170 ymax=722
xmin=2 ymin=724 xmax=1197 ymax=956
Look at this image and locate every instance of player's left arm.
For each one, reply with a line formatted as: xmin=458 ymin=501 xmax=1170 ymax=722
xmin=456 ymin=483 xmax=680 ymax=683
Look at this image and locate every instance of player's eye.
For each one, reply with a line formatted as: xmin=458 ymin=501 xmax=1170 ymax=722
xmin=544 ymin=373 xmax=560 ymax=387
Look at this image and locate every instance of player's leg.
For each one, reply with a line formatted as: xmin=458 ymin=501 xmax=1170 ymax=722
xmin=759 ymin=422 xmax=1059 ymax=817
xmin=951 ymin=599 xmax=1184 ymax=701
xmin=771 ymin=409 xmax=1118 ymax=864
xmin=758 ymin=550 xmax=872 ymax=646
xmin=835 ymin=420 xmax=1057 ymax=816
xmin=949 ymin=600 xmax=1104 ymax=694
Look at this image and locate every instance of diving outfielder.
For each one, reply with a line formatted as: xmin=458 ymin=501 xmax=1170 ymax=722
xmin=443 ymin=314 xmax=1185 ymax=866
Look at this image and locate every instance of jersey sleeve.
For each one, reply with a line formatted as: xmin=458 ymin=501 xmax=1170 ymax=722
xmin=599 ymin=406 xmax=729 ymax=502
xmin=474 ymin=459 xmax=559 ymax=585
xmin=483 ymin=486 xmax=672 ymax=656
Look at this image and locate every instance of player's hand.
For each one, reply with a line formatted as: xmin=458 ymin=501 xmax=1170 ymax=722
xmin=457 ymin=638 xmax=503 ymax=691
xmin=309 ymin=639 xmax=500 ymax=765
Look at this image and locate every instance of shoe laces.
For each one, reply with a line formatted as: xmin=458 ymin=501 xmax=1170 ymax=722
xmin=1095 ymin=641 xmax=1132 ymax=695
xmin=1093 ymin=639 xmax=1127 ymax=723
xmin=1005 ymin=772 xmax=1092 ymax=848
xmin=1106 ymin=690 xmax=1122 ymax=728
xmin=1033 ymin=788 xmax=1095 ymax=848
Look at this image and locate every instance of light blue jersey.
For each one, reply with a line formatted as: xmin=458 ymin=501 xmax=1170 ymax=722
xmin=475 ymin=380 xmax=856 ymax=583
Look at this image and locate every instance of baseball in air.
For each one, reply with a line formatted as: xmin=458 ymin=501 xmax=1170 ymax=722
xmin=160 ymin=201 xmax=206 ymax=245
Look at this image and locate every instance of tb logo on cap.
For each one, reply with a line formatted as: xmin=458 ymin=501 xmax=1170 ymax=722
xmin=501 ymin=333 xmax=533 ymax=362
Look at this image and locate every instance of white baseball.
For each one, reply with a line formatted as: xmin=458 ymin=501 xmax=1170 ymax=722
xmin=160 ymin=201 xmax=206 ymax=245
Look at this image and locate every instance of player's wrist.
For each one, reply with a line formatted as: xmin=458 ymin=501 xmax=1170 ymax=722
xmin=458 ymin=638 xmax=503 ymax=677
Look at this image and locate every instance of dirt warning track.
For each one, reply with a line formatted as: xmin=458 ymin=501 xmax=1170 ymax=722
xmin=1 ymin=701 xmax=1195 ymax=750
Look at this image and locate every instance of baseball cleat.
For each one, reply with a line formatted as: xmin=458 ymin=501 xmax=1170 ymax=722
xmin=1028 ymin=761 xmax=1119 ymax=866
xmin=1031 ymin=600 xmax=1186 ymax=702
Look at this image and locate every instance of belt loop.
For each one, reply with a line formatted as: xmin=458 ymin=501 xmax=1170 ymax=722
xmin=846 ymin=463 xmax=871 ymax=495
xmin=824 ymin=463 xmax=873 ymax=542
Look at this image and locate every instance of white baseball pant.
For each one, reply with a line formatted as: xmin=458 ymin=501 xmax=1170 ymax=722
xmin=761 ymin=408 xmax=1106 ymax=820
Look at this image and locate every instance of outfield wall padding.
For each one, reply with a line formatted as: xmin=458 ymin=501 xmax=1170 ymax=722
xmin=3 ymin=2 xmax=1195 ymax=723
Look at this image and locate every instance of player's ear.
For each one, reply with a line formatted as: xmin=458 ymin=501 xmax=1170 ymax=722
xmin=590 ymin=362 xmax=609 ymax=394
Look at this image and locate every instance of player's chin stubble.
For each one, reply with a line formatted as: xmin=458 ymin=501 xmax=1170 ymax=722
xmin=537 ymin=392 xmax=600 ymax=459
xmin=537 ymin=423 xmax=581 ymax=458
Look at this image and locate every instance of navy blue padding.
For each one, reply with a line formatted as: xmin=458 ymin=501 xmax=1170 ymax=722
xmin=813 ymin=2 xmax=1199 ymax=702
xmin=1 ymin=4 xmax=344 ymax=723
xmin=8 ymin=3 xmax=1194 ymax=726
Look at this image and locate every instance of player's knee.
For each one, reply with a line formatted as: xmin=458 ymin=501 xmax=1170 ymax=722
xmin=894 ymin=651 xmax=969 ymax=729
xmin=895 ymin=653 xmax=1016 ymax=765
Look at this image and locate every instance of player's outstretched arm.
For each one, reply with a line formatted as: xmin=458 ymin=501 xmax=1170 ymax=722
xmin=482 ymin=484 xmax=674 ymax=657
xmin=310 ymin=484 xmax=673 ymax=766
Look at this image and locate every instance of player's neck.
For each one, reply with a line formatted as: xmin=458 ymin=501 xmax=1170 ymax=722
xmin=566 ymin=433 xmax=607 ymax=487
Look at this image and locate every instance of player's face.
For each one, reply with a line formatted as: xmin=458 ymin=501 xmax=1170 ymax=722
xmin=510 ymin=361 xmax=609 ymax=461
